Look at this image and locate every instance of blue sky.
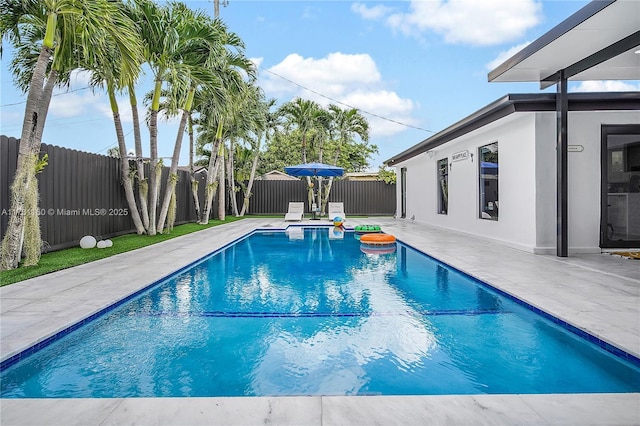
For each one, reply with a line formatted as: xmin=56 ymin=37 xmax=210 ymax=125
xmin=1 ymin=0 xmax=639 ymax=170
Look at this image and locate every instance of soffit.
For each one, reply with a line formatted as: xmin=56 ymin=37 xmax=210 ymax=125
xmin=488 ymin=0 xmax=640 ymax=83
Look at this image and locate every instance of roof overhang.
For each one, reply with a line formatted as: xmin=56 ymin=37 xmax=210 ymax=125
xmin=488 ymin=0 xmax=640 ymax=88
xmin=384 ymin=92 xmax=640 ymax=167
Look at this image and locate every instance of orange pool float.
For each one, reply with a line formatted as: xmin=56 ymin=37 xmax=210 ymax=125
xmin=360 ymin=233 xmax=396 ymax=245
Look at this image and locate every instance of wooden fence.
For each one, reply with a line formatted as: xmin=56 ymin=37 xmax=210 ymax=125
xmin=1 ymin=136 xmax=396 ymax=252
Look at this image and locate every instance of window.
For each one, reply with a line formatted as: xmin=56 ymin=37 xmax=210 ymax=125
xmin=437 ymin=158 xmax=448 ymax=214
xmin=400 ymin=167 xmax=407 ymax=218
xmin=479 ymin=142 xmax=498 ymax=220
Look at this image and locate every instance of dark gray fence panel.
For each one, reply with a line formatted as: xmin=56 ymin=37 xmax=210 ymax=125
xmin=2 ymin=136 xmax=395 ymax=252
xmin=328 ymin=180 xmax=396 ymax=215
xmin=1 ymin=137 xmax=212 ymax=251
xmin=241 ymin=179 xmax=396 ymax=216
xmin=247 ymin=180 xmax=308 ymax=214
xmin=0 ymin=136 xmax=18 ymax=239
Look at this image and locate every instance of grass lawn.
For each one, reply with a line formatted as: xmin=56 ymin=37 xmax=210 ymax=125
xmin=0 ymin=217 xmax=244 ymax=287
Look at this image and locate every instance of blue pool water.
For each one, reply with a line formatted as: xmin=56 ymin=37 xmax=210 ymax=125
xmin=2 ymin=227 xmax=639 ymax=397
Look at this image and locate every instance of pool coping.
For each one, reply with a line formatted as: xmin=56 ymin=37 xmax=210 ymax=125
xmin=2 ymin=218 xmax=639 ymax=425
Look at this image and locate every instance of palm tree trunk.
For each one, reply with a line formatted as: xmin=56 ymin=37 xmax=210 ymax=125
xmin=188 ymin=115 xmax=201 ymax=222
xmin=157 ymin=108 xmax=190 ymax=233
xmin=22 ymin=69 xmax=57 ymax=267
xmin=201 ymin=137 xmax=223 ymax=224
xmin=109 ymin=85 xmax=145 ymax=234
xmin=228 ymin=141 xmax=239 ymax=217
xmin=239 ymin=148 xmax=260 ymax=216
xmin=217 ymin=143 xmax=226 ymax=221
xmin=322 ymin=177 xmax=335 ymax=216
xmin=34 ymin=70 xmax=57 ymax=143
xmin=0 ymin=46 xmax=52 ymax=270
xmin=147 ymin=79 xmax=162 ymax=236
xmin=129 ymin=85 xmax=149 ymax=230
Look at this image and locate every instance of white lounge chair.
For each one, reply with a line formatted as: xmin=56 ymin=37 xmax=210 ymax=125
xmin=284 ymin=202 xmax=305 ymax=221
xmin=328 ymin=202 xmax=346 ymax=221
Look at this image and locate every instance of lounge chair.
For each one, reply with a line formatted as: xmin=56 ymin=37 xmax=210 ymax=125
xmin=328 ymin=202 xmax=346 ymax=221
xmin=284 ymin=202 xmax=305 ymax=221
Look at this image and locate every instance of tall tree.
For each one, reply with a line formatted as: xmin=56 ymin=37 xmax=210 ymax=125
xmin=322 ymin=105 xmax=370 ymax=213
xmin=156 ymin=4 xmax=232 ymax=233
xmin=279 ymin=98 xmax=325 ymax=210
xmin=0 ymin=0 xmax=141 ymax=270
xmin=196 ymin=35 xmax=255 ymax=224
xmin=239 ymin=96 xmax=278 ymax=216
xmin=222 ymin=81 xmax=263 ymax=217
xmin=133 ymin=0 xmax=174 ymax=235
xmin=212 ymin=0 xmax=228 ymax=221
xmin=121 ymin=2 xmax=149 ymax=231
xmin=83 ymin=6 xmax=145 ymax=235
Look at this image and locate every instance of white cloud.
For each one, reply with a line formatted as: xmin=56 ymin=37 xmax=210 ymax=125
xmin=260 ymin=52 xmax=418 ymax=138
xmin=351 ymin=3 xmax=394 ymax=20
xmin=341 ymin=90 xmax=418 ymax=137
xmin=68 ymin=69 xmax=93 ymax=87
xmin=49 ymin=92 xmax=98 ymax=118
xmin=372 ymin=0 xmax=542 ymax=46
xmin=571 ymin=80 xmax=640 ymax=92
xmin=251 ymin=57 xmax=264 ymax=69
xmin=486 ymin=41 xmax=532 ymax=71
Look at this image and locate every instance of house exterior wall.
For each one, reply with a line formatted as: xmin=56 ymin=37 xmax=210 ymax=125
xmin=395 ymin=113 xmax=539 ymax=252
xmin=394 ymin=109 xmax=640 ymax=254
xmin=533 ymin=110 xmax=640 ymax=253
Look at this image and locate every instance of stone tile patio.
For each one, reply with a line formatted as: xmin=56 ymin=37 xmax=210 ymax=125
xmin=1 ymin=218 xmax=639 ymax=425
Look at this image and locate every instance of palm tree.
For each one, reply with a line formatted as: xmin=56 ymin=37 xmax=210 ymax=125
xmin=239 ymin=96 xmax=278 ymax=216
xmin=222 ymin=81 xmax=263 ymax=217
xmin=187 ymin=114 xmax=201 ymax=221
xmin=121 ymin=2 xmax=149 ymax=231
xmin=83 ymin=8 xmax=145 ymax=235
xmin=133 ymin=0 xmax=173 ymax=235
xmin=156 ymin=5 xmax=234 ymax=233
xmin=279 ymin=98 xmax=325 ymax=210
xmin=322 ymin=105 xmax=369 ymax=212
xmin=197 ymin=46 xmax=255 ymax=224
xmin=0 ymin=0 xmax=141 ymax=270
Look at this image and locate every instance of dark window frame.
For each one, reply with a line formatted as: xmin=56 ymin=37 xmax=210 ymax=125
xmin=478 ymin=142 xmax=499 ymax=221
xmin=600 ymin=124 xmax=640 ymax=249
xmin=400 ymin=167 xmax=407 ymax=219
xmin=437 ymin=158 xmax=448 ymax=215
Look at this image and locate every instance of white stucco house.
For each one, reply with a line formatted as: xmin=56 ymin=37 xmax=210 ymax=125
xmin=386 ymin=93 xmax=640 ymax=254
xmin=385 ymin=0 xmax=639 ymax=256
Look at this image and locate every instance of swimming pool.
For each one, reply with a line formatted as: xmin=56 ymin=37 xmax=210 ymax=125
xmin=1 ymin=227 xmax=639 ymax=397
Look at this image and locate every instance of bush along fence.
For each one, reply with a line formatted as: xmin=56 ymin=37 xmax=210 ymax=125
xmin=1 ymin=136 xmax=396 ymax=252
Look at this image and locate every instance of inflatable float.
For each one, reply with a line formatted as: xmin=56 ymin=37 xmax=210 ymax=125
xmin=360 ymin=233 xmax=397 ymax=255
xmin=354 ymin=225 xmax=382 ymax=235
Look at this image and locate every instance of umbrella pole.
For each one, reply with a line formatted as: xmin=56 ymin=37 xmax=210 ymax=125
xmin=316 ymin=176 xmax=322 ymax=217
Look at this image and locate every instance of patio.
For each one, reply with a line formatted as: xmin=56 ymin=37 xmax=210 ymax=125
xmin=1 ymin=217 xmax=639 ymax=425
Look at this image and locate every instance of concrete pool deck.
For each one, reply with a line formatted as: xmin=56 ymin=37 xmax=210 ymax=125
xmin=1 ymin=217 xmax=639 ymax=425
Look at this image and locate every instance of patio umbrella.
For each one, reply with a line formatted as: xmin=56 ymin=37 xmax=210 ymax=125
xmin=284 ymin=162 xmax=344 ymax=177
xmin=285 ymin=163 xmax=344 ymax=216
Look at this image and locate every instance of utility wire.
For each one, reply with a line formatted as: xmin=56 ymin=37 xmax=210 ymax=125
xmin=1 ymin=86 xmax=91 ymax=107
xmin=3 ymin=69 xmax=436 ymax=134
xmin=260 ymin=65 xmax=436 ymax=134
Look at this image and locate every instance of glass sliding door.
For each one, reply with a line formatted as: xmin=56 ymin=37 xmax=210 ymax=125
xmin=601 ymin=125 xmax=640 ymax=248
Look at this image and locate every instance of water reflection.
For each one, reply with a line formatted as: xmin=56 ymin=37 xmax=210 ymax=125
xmin=248 ymin=243 xmax=438 ymax=395
xmin=435 ymin=265 xmax=449 ymax=295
